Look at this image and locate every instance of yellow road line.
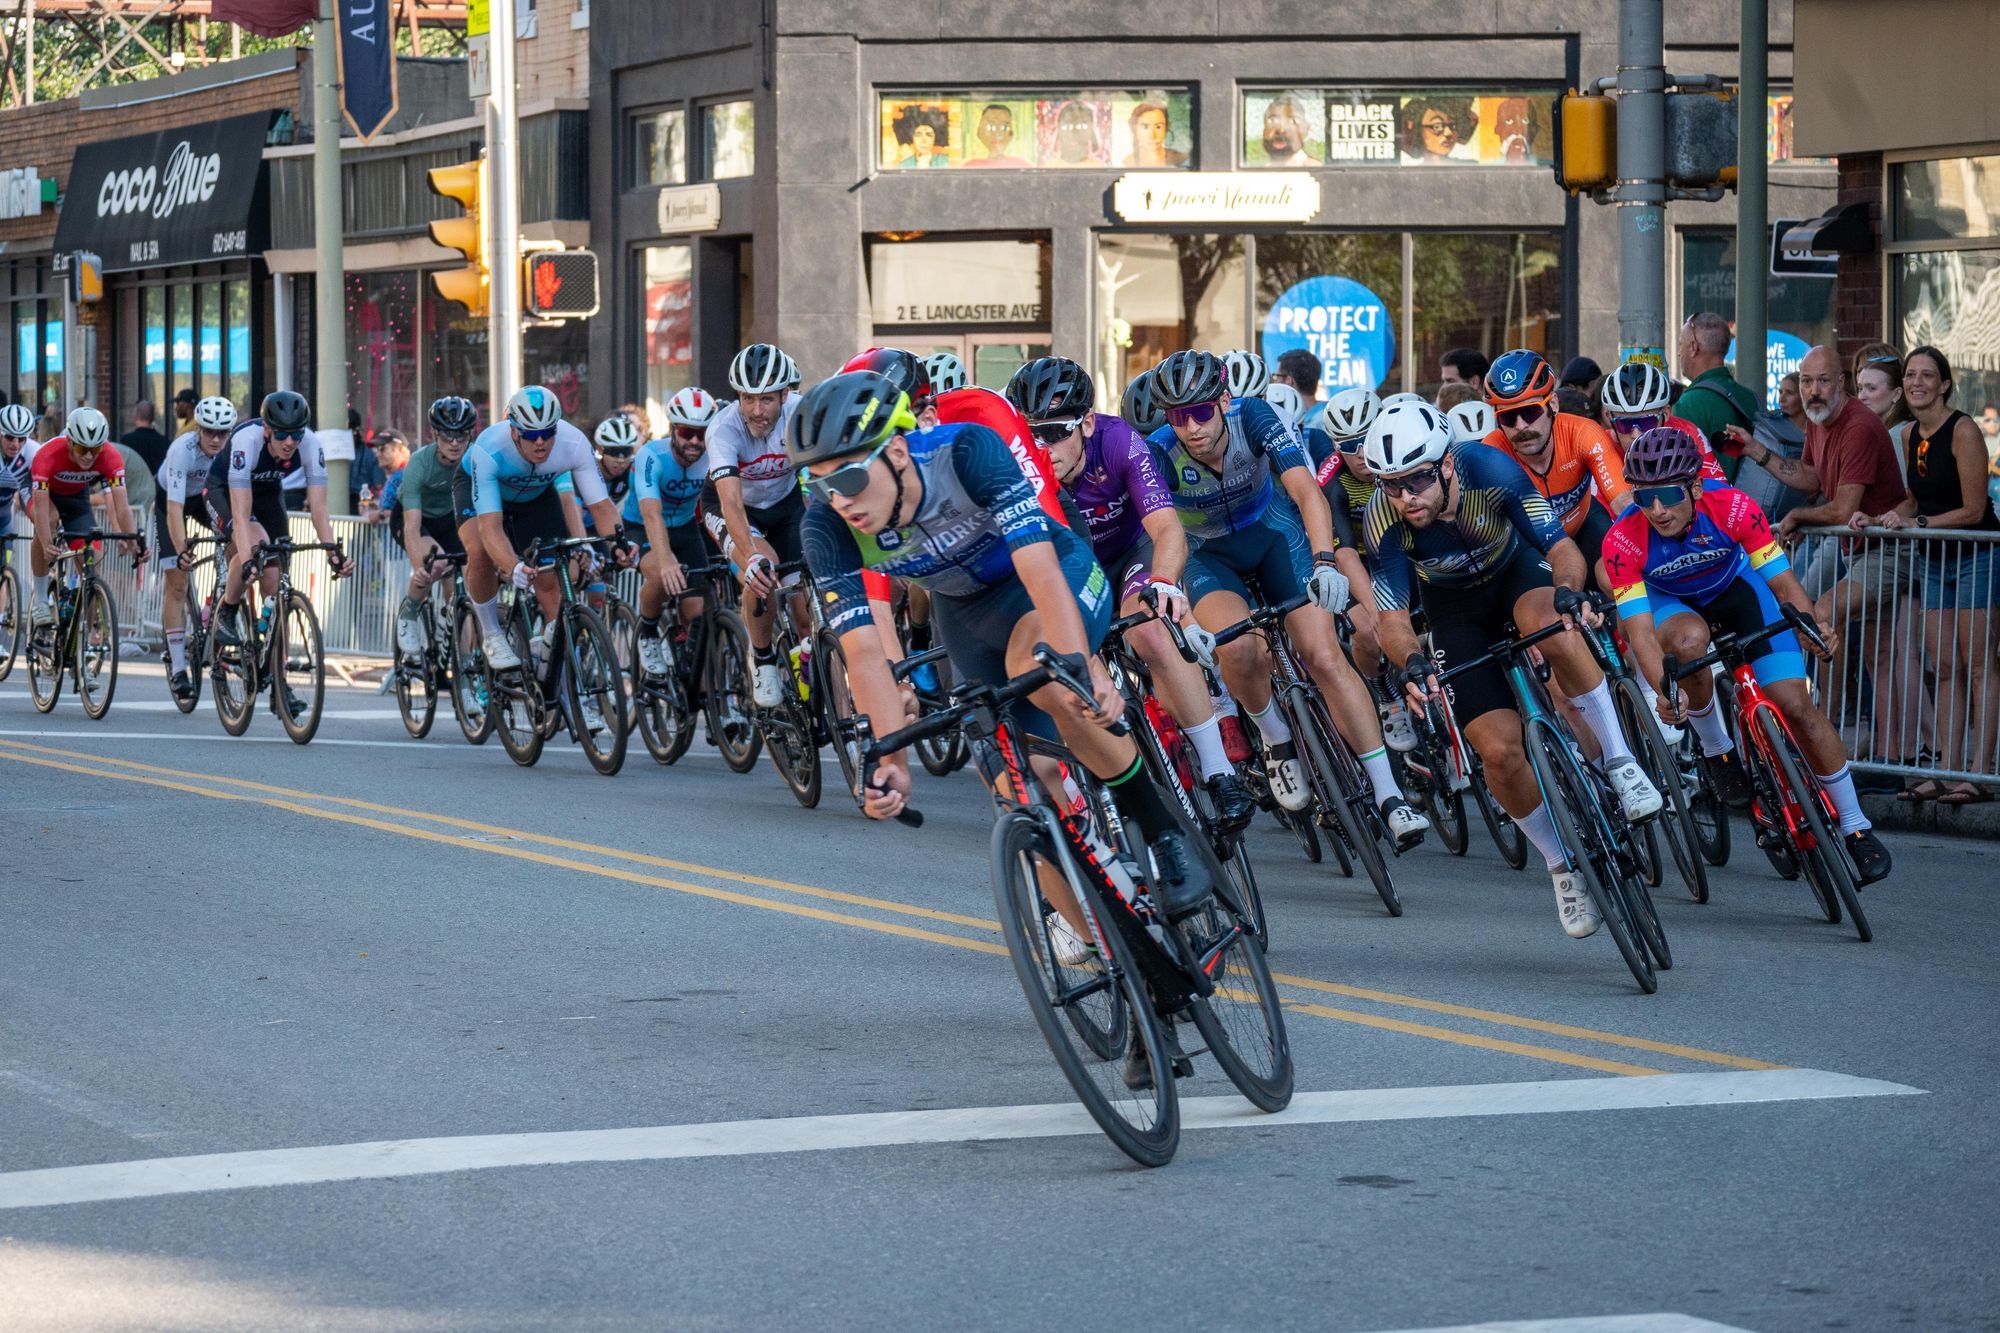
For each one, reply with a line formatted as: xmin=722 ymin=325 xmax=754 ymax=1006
xmin=1278 ymin=1001 xmax=1662 ymax=1077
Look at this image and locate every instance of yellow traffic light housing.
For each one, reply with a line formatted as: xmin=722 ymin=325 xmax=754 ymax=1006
xmin=1554 ymin=91 xmax=1617 ymax=195
xmin=427 ymin=158 xmax=488 ymax=318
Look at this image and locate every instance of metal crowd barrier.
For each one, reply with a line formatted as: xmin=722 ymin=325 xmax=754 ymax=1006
xmin=1790 ymin=524 xmax=2000 ymax=789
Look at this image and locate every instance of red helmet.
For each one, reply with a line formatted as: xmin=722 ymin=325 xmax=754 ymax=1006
xmin=839 ymin=347 xmax=933 ymax=411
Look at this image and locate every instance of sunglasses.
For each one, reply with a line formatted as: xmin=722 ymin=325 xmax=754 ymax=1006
xmin=1633 ymin=483 xmax=1693 ymax=509
xmin=672 ymin=426 xmax=707 ymax=443
xmin=598 ymin=446 xmax=635 ymax=459
xmin=1031 ymin=417 xmax=1086 ymax=445
xmin=1335 ymin=435 xmax=1366 ymax=454
xmin=1495 ymin=403 xmax=1545 ymax=430
xmin=805 ymin=440 xmax=893 ymax=501
xmin=1378 ymin=465 xmax=1443 ymax=498
xmin=515 ymin=425 xmax=557 ymax=443
xmin=1611 ymin=413 xmax=1662 ymax=435
xmin=1164 ymin=400 xmax=1219 ymax=428
xmin=270 ymin=428 xmax=306 ymax=442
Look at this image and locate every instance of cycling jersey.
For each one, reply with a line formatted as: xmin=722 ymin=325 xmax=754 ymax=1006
xmin=702 ymin=393 xmax=800 ymax=509
xmin=1066 ymin=412 xmax=1171 ymax=561
xmin=581 ymin=467 xmax=632 ymax=535
xmin=459 ymin=419 xmax=601 ymax=515
xmin=32 ymin=435 xmax=128 ymax=498
xmin=1602 ymin=486 xmax=1789 ymax=618
xmin=1482 ymin=411 xmax=1625 ymax=536
xmin=394 ymin=444 xmax=460 ymax=519
xmin=625 ymin=439 xmax=707 ymax=529
xmin=1147 ymin=395 xmax=1308 ymax=541
xmin=156 ymin=431 xmax=222 ymax=505
xmin=1364 ymin=443 xmax=1568 ymax=613
xmin=0 ymin=441 xmax=38 ymax=532
xmin=934 ymin=385 xmax=1070 ymax=528
xmin=1310 ymin=442 xmax=1376 ymax=554
xmin=212 ymin=420 xmax=328 ymax=495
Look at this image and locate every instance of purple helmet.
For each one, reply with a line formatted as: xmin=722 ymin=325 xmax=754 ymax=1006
xmin=1623 ymin=425 xmax=1706 ymax=485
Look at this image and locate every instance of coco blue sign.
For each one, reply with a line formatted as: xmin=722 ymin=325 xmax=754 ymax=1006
xmin=1261 ymin=275 xmax=1395 ymax=393
xmin=1727 ymin=329 xmax=1812 ymax=411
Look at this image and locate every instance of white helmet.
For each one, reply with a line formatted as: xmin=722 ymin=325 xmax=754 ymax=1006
xmin=781 ymin=351 xmax=802 ymax=390
xmin=665 ymin=386 xmax=718 ymax=429
xmin=1363 ymin=401 xmax=1454 ymax=477
xmin=1322 ymin=388 xmax=1382 ymax=442
xmin=194 ymin=396 xmax=238 ymax=432
xmin=506 ymin=385 xmax=563 ymax=432
xmin=923 ymin=351 xmax=967 ymax=394
xmin=1602 ymin=359 xmax=1673 ymax=415
xmin=1381 ymin=392 xmax=1429 ymax=409
xmin=0 ymin=403 xmax=35 ymax=438
xmin=594 ymin=415 xmax=643 ymax=451
xmin=64 ymin=406 xmax=110 ymax=448
xmin=1224 ymin=349 xmax=1269 ymax=400
xmin=1448 ymin=400 xmax=1497 ymax=443
xmin=727 ymin=343 xmax=792 ymax=396
xmin=1262 ymin=382 xmax=1305 ymax=429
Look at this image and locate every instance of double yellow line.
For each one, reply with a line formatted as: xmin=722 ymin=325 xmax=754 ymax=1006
xmin=0 ymin=737 xmax=1782 ymax=1078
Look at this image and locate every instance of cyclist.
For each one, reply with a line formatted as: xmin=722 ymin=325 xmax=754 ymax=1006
xmin=1599 ymin=360 xmax=1728 ymax=485
xmin=1224 ymin=349 xmax=1270 ymax=401
xmin=455 ymin=385 xmax=622 ymax=672
xmin=390 ymin=396 xmax=477 ymax=659
xmin=705 ymin=342 xmax=805 ymax=708
xmin=1481 ymin=349 xmax=1631 ymax=579
xmin=921 ymin=350 xmax=968 ymax=396
xmin=626 ymin=386 xmax=720 ymax=681
xmin=1121 ymin=369 xmax=1168 ymax=438
xmin=1365 ymin=400 xmax=1663 ymax=938
xmin=1603 ymin=425 xmax=1892 ymax=883
xmin=795 ymin=369 xmax=1216 ymax=919
xmin=1 ymin=403 xmax=41 ymax=573
xmin=588 ymin=416 xmax=639 ymax=529
xmin=1005 ymin=354 xmax=1256 ymax=831
xmin=156 ymin=395 xmax=236 ymax=697
xmin=1148 ymin=351 xmax=1429 ymax=848
xmin=28 ymin=407 xmax=142 ymax=629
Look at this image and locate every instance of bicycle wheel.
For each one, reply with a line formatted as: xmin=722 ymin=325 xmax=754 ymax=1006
xmin=563 ymin=608 xmax=628 ymax=776
xmin=762 ymin=651 xmax=822 ymax=806
xmin=1428 ymin=766 xmax=1470 ymax=856
xmin=990 ymin=811 xmax=1177 ymax=1167
xmin=1677 ymin=729 xmax=1732 ymax=869
xmin=1471 ymin=766 xmax=1528 ymax=869
xmin=1174 ymin=900 xmax=1293 ymax=1113
xmin=1165 ymin=729 xmax=1268 ymax=947
xmin=493 ymin=606 xmax=546 ymax=768
xmin=0 ymin=564 xmax=23 ymax=682
xmin=1528 ymin=719 xmax=1655 ymax=994
xmin=396 ymin=609 xmax=439 ymax=740
xmin=73 ymin=580 xmax=119 ymax=720
xmin=815 ymin=629 xmax=862 ymax=800
xmin=705 ymin=609 xmax=762 ymax=773
xmin=1615 ymin=679 xmax=1707 ymax=904
xmin=1760 ymin=711 xmax=1871 ymax=943
xmin=173 ymin=584 xmax=206 ymax=713
xmin=270 ymin=593 xmax=325 ymax=745
xmin=211 ymin=618 xmax=257 ymax=736
xmin=604 ymin=598 xmax=643 ymax=731
xmin=450 ymin=601 xmax=496 ymax=746
xmin=1297 ymin=693 xmax=1399 ymax=915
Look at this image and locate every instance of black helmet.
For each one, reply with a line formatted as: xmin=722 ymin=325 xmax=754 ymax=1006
xmin=260 ymin=390 xmax=311 ymax=433
xmin=785 ymin=371 xmax=918 ymax=468
xmin=1004 ymin=356 xmax=1094 ymax=421
xmin=1120 ymin=370 xmax=1166 ymax=435
xmin=840 ymin=347 xmax=933 ymax=411
xmin=428 ymin=395 xmax=479 ymax=438
xmin=1149 ymin=350 xmax=1226 ymax=410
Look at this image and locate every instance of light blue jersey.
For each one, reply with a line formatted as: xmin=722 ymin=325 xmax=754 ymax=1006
xmin=624 ymin=438 xmax=707 ymax=528
xmin=460 ymin=419 xmax=604 ymax=515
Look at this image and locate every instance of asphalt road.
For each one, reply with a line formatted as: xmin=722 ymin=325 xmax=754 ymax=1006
xmin=1 ymin=664 xmax=1994 ymax=1333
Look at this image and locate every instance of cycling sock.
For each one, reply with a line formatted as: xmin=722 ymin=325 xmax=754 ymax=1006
xmin=1685 ymin=696 xmax=1733 ymax=757
xmin=29 ymin=578 xmax=45 ymax=607
xmin=1816 ymin=763 xmax=1871 ymax=834
xmin=1181 ymin=715 xmax=1231 ymax=780
xmin=640 ymin=615 xmax=663 ymax=637
xmin=906 ymin=618 xmax=932 ymax=651
xmin=1516 ymin=801 xmax=1568 ymax=871
xmin=1246 ymin=698 xmax=1292 ymax=747
xmin=473 ymin=595 xmax=501 ymax=637
xmin=1105 ymin=754 xmax=1177 ymax=842
xmin=165 ymin=629 xmax=187 ymax=674
xmin=1358 ymin=746 xmax=1403 ymax=802
xmin=752 ymin=642 xmax=776 ymax=664
xmin=1572 ymin=680 xmax=1635 ymax=766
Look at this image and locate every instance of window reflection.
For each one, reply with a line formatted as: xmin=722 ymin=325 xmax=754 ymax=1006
xmin=1095 ymin=234 xmax=1246 ymax=411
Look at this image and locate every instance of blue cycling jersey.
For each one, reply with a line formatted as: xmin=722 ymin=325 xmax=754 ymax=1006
xmin=459 ymin=419 xmax=604 ymax=515
xmin=1363 ymin=443 xmax=1569 ymax=613
xmin=624 ymin=438 xmax=707 ymax=529
xmin=1147 ymin=395 xmax=1308 ymax=541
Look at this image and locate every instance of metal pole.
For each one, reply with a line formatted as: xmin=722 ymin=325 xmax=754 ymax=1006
xmin=1736 ymin=0 xmax=1769 ymax=406
xmin=25 ymin=0 xmax=34 ymax=106
xmin=485 ymin=0 xmax=521 ymax=414
xmin=1615 ymin=0 xmax=1667 ymax=365
xmin=314 ymin=1 xmax=351 ymax=513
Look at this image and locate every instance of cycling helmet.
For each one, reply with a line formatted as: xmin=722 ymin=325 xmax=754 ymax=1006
xmin=1150 ymin=350 xmax=1227 ymax=409
xmin=594 ymin=415 xmax=643 ymax=452
xmin=1483 ymin=349 xmax=1557 ymax=411
xmin=1224 ymin=349 xmax=1270 ymax=400
xmin=0 ymin=403 xmax=34 ymax=438
xmin=785 ymin=370 xmax=918 ymax=467
xmin=1263 ymin=382 xmax=1306 ymax=429
xmin=1362 ymin=401 xmax=1453 ymax=476
xmin=1447 ymin=400 xmax=1497 ymax=443
xmin=782 ymin=351 xmax=802 ymax=390
xmin=665 ymin=386 xmax=718 ymax=429
xmin=64 ymin=406 xmax=110 ymax=448
xmin=505 ymin=385 xmax=563 ymax=432
xmin=428 ymin=395 xmax=479 ymax=438
xmin=191 ymin=396 xmax=238 ymax=433
xmin=1622 ymin=425 xmax=1707 ymax=485
xmin=1382 ymin=392 xmax=1429 ymax=408
xmin=1121 ymin=370 xmax=1166 ymax=436
xmin=1322 ymin=388 xmax=1382 ymax=442
xmin=1005 ymin=356 xmax=1094 ymax=422
xmin=260 ymin=390 xmax=312 ymax=434
xmin=922 ymin=351 xmax=967 ymax=395
xmin=1602 ymin=359 xmax=1673 ymax=416
xmin=841 ymin=348 xmax=934 ymax=411
xmin=728 ymin=343 xmax=792 ymax=396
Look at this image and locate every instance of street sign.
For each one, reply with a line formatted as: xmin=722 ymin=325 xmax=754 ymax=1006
xmin=1771 ymin=218 xmax=1837 ymax=278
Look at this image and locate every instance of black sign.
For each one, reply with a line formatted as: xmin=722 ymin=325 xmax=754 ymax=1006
xmin=53 ymin=112 xmax=274 ymax=274
xmin=1770 ymin=217 xmax=1838 ymax=279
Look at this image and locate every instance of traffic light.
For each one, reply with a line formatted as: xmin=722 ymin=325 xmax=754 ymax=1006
xmin=427 ymin=158 xmax=488 ymax=317
xmin=1553 ymin=90 xmax=1616 ymax=194
xmin=70 ymin=251 xmax=103 ymax=304
xmin=524 ymin=250 xmax=601 ymax=319
xmin=1665 ymin=88 xmax=1739 ymax=190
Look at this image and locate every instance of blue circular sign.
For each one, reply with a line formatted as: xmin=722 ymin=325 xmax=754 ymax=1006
xmin=1726 ymin=330 xmax=1812 ymax=411
xmin=1261 ymin=276 xmax=1395 ymax=394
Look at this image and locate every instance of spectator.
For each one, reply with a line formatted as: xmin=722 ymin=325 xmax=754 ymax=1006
xmin=1272 ymin=348 xmax=1322 ymax=400
xmin=1559 ymin=355 xmax=1603 ymax=395
xmin=120 ymin=400 xmax=170 ymax=476
xmin=1844 ymin=347 xmax=1928 ymax=782
xmin=172 ymin=387 xmax=198 ymax=434
xmin=1675 ymin=312 xmax=1759 ymax=483
xmin=1851 ymin=343 xmax=1913 ymax=470
xmin=365 ymin=431 xmax=411 ymax=524
xmin=1434 ymin=380 xmax=1478 ymax=413
xmin=1439 ymin=347 xmax=1488 ymax=395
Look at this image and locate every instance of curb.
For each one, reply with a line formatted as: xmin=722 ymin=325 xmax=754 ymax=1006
xmin=1861 ymin=792 xmax=2000 ymax=841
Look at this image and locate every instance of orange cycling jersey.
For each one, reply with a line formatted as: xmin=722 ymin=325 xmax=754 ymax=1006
xmin=1482 ymin=412 xmax=1627 ymax=537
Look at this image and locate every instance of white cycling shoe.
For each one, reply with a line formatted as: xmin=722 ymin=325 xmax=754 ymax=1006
xmin=1606 ymin=759 xmax=1664 ymax=821
xmin=1264 ymin=743 xmax=1311 ymax=812
xmin=636 ymin=635 xmax=673 ymax=679
xmin=1552 ymin=870 xmax=1601 ymax=939
xmin=1380 ymin=796 xmax=1431 ymax=848
xmin=394 ymin=613 xmax=424 ymax=658
xmin=482 ymin=632 xmax=521 ymax=671
xmin=29 ymin=602 xmax=53 ymax=629
xmin=751 ymin=662 xmax=784 ymax=708
xmin=1380 ymin=703 xmax=1419 ymax=753
xmin=1045 ymin=911 xmax=1094 ymax=967
xmin=578 ymin=697 xmax=606 ymax=736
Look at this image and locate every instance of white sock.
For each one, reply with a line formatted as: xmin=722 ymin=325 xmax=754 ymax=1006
xmin=1516 ymin=802 xmax=1567 ymax=871
xmin=29 ymin=578 xmax=45 ymax=607
xmin=474 ymin=595 xmax=502 ymax=637
xmin=1181 ymin=714 xmax=1232 ymax=780
xmin=1572 ymin=680 xmax=1635 ymax=767
xmin=1817 ymin=763 xmax=1870 ymax=834
xmin=166 ymin=629 xmax=187 ymax=674
xmin=1358 ymin=746 xmax=1403 ymax=802
xmin=1685 ymin=696 xmax=1733 ymax=757
xmin=1247 ymin=698 xmax=1292 ymax=748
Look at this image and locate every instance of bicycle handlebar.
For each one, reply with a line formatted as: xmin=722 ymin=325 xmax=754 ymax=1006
xmin=1435 ymin=616 xmax=1572 ymax=685
xmin=1209 ymin=595 xmax=1312 ymax=650
xmin=1659 ymin=604 xmax=1825 ymax=716
xmin=1105 ymin=591 xmax=1198 ymax=665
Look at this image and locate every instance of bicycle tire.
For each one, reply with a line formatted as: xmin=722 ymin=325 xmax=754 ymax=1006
xmin=1615 ymin=678 xmax=1707 ymax=904
xmin=396 ymin=607 xmax=439 ymax=740
xmin=27 ymin=611 xmax=62 ymax=712
xmin=1163 ymin=728 xmax=1268 ymax=947
xmin=75 ymin=579 xmax=119 ymax=720
xmin=493 ymin=604 xmax=546 ymax=768
xmin=565 ymin=607 xmax=628 ymax=776
xmin=1431 ymin=775 xmax=1469 ymax=855
xmin=815 ymin=629 xmax=862 ymax=799
xmin=173 ymin=583 xmax=206 ymax=713
xmin=1296 ymin=692 xmax=1399 ymax=915
xmin=211 ymin=620 xmax=257 ymax=736
xmin=990 ymin=811 xmax=1176 ymax=1167
xmin=1472 ymin=767 xmax=1529 ymax=869
xmin=603 ymin=598 xmax=643 ymax=731
xmin=762 ymin=646 xmax=822 ymax=806
xmin=272 ymin=593 xmax=324 ymax=745
xmin=1174 ymin=903 xmax=1293 ymax=1112
xmin=0 ymin=564 xmax=19 ymax=682
xmin=450 ymin=601 xmax=496 ymax=746
xmin=1760 ymin=710 xmax=1871 ymax=942
xmin=1676 ymin=729 xmax=1732 ymax=869
xmin=706 ymin=609 xmax=762 ymax=773
xmin=1528 ymin=719 xmax=1656 ymax=994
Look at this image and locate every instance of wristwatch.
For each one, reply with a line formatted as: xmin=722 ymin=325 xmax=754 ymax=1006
xmin=1916 ymin=514 xmax=1930 ymax=528
xmin=1313 ymin=549 xmax=1338 ymax=565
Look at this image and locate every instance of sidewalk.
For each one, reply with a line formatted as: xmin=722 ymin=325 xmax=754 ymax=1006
xmin=1861 ymin=793 xmax=2000 ymax=841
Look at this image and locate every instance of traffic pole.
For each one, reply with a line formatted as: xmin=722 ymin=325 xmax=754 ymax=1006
xmin=1736 ymin=0 xmax=1769 ymax=405
xmin=314 ymin=0 xmax=351 ymax=513
xmin=1615 ymin=0 xmax=1668 ymax=367
xmin=485 ymin=0 xmax=521 ymax=416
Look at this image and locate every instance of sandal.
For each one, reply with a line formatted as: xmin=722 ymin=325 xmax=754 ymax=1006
xmin=1937 ymin=783 xmax=1995 ymax=806
xmin=1897 ymin=778 xmax=1943 ymax=802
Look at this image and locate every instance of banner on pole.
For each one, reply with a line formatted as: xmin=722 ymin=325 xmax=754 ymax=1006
xmin=335 ymin=0 xmax=399 ymax=143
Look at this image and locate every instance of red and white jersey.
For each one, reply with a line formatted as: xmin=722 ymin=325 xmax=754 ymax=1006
xmin=30 ymin=435 xmax=126 ymax=498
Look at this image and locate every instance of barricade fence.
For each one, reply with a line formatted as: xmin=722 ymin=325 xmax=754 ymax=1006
xmin=1791 ymin=525 xmax=2000 ymax=789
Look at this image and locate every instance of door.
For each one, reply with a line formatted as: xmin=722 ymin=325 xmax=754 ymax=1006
xmin=896 ymin=334 xmax=1051 ymax=392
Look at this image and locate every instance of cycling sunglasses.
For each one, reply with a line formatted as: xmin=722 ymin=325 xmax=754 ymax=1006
xmin=1611 ymin=413 xmax=1662 ymax=435
xmin=1031 ymin=417 xmax=1086 ymax=445
xmin=1494 ymin=402 xmax=1545 ymax=429
xmin=598 ymin=445 xmax=635 ymax=458
xmin=1335 ymin=434 xmax=1367 ymax=454
xmin=672 ymin=426 xmax=707 ymax=443
xmin=269 ymin=428 xmax=306 ymax=442
xmin=435 ymin=430 xmax=475 ymax=446
xmin=515 ymin=425 xmax=558 ymax=443
xmin=1378 ymin=465 xmax=1443 ymax=498
xmin=805 ymin=439 xmax=893 ymax=501
xmin=1633 ymin=483 xmax=1694 ymax=509
xmin=1164 ymin=400 xmax=1220 ymax=428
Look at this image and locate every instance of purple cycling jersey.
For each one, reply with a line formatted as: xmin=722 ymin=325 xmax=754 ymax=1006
xmin=1065 ymin=413 xmax=1172 ymax=560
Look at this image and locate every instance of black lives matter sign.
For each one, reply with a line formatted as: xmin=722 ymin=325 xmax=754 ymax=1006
xmin=1324 ymin=99 xmax=1396 ymax=163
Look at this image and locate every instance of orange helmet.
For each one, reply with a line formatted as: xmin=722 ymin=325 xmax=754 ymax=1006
xmin=1483 ymin=349 xmax=1557 ymax=412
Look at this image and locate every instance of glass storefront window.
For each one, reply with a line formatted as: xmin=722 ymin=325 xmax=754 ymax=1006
xmin=640 ymin=244 xmax=694 ymax=429
xmin=169 ymin=284 xmax=193 ymax=402
xmin=1094 ymin=234 xmax=1246 ymax=411
xmin=1679 ymin=227 xmax=1833 ymax=408
xmin=868 ymin=237 xmax=1047 ymax=328
xmin=1896 ymin=250 xmax=2000 ymax=418
xmin=1242 ymin=88 xmax=1555 ymax=168
xmin=1410 ymin=232 xmax=1563 ymax=398
xmin=225 ymin=279 xmax=251 ymax=411
xmin=1896 ymin=155 xmax=2000 ymax=246
xmin=703 ymin=101 xmax=755 ymax=180
xmin=1254 ymin=233 xmax=1404 ymax=397
xmin=632 ymin=107 xmax=687 ymax=187
xmin=143 ymin=286 xmax=166 ymax=414
xmin=526 ymin=317 xmax=591 ymax=422
xmin=875 ymin=90 xmax=1193 ymax=171
xmin=198 ymin=283 xmax=223 ymax=401
xmin=426 ymin=279 xmax=489 ymax=425
xmin=346 ymin=270 xmax=419 ymax=440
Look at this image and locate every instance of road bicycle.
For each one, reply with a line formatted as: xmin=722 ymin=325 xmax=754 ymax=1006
xmin=487 ymin=536 xmax=628 ymax=775
xmin=853 ymin=645 xmax=1292 ymax=1167
xmin=603 ymin=562 xmax=711 ymax=768
xmin=745 ymin=558 xmax=823 ymax=808
xmin=211 ymin=536 xmax=343 ymax=745
xmin=0 ymin=535 xmax=23 ymax=681
xmin=162 ymin=534 xmax=227 ymax=714
xmin=25 ymin=531 xmax=139 ymax=719
xmin=1401 ymin=663 xmax=1529 ymax=869
xmin=686 ymin=562 xmax=763 ymax=774
xmin=894 ymin=587 xmax=969 ymax=777
xmin=393 ymin=549 xmax=494 ymax=744
xmin=1663 ymin=606 xmax=1871 ymax=943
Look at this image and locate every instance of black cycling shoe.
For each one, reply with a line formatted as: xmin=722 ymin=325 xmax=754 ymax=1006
xmin=272 ymin=686 xmax=308 ymax=723
xmin=1702 ymin=749 xmax=1753 ymax=808
xmin=1147 ymin=829 xmax=1214 ymax=918
xmin=169 ymin=669 xmax=194 ymax=700
xmin=212 ymin=606 xmax=243 ymax=646
xmin=1846 ymin=828 xmax=1892 ymax=886
xmin=1203 ymin=771 xmax=1256 ymax=834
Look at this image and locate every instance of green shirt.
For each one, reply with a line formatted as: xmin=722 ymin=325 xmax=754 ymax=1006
xmin=397 ymin=443 xmax=458 ymax=519
xmin=1677 ymin=368 xmax=1760 ymax=483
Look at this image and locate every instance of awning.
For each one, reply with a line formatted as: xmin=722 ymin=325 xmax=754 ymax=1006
xmin=1781 ymin=202 xmax=1873 ymax=256
xmin=53 ymin=111 xmax=275 ymax=274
